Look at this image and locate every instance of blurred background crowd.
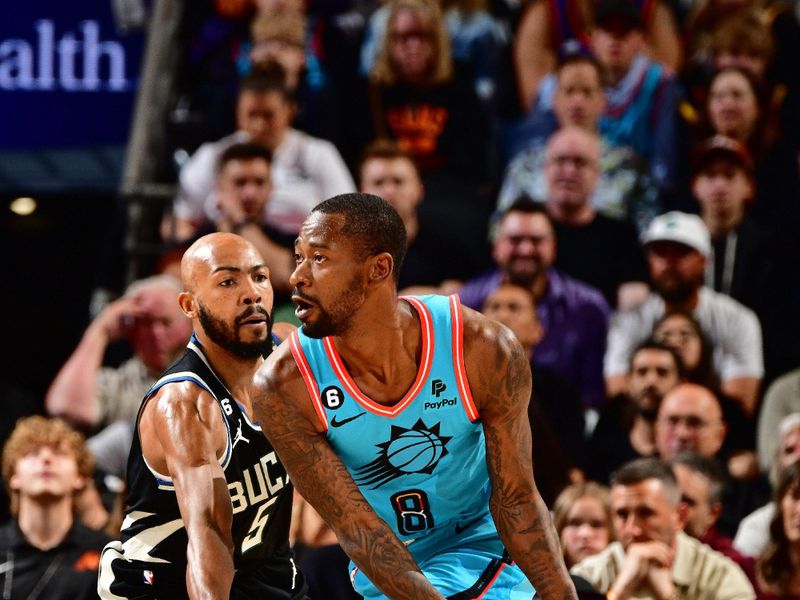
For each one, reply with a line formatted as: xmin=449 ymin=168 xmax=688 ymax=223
xmin=2 ymin=0 xmax=800 ymax=596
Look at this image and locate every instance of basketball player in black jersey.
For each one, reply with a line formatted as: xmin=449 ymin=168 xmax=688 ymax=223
xmin=98 ymin=232 xmax=307 ymax=599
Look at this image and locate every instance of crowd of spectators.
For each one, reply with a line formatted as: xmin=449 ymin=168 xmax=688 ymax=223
xmin=2 ymin=0 xmax=800 ymax=597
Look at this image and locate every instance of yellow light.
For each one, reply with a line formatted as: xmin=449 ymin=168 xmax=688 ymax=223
xmin=10 ymin=197 xmax=37 ymax=216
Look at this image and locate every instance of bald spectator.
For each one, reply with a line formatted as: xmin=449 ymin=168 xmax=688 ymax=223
xmin=587 ymin=340 xmax=684 ymax=484
xmin=501 ymin=54 xmax=660 ymax=234
xmin=656 ymin=383 xmax=770 ymax=536
xmin=46 ymin=275 xmax=192 ymax=431
xmin=655 ymin=383 xmax=728 ymax=462
xmin=459 ymin=198 xmax=610 ymax=409
xmin=605 ymin=211 xmax=763 ymax=415
xmin=572 ymin=457 xmax=755 ymax=599
xmin=542 ymin=127 xmax=649 ymax=308
xmin=670 ymin=452 xmax=755 ymax=581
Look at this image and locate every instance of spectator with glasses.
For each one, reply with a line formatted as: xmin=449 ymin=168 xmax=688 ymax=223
xmin=652 ymin=311 xmax=757 ymax=472
xmin=459 ymin=198 xmax=610 ymax=410
xmin=655 ymin=383 xmax=770 ymax=536
xmin=541 ymin=126 xmax=649 ymax=309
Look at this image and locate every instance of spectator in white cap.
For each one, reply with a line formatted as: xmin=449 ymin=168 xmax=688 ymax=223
xmin=605 ymin=211 xmax=763 ymax=416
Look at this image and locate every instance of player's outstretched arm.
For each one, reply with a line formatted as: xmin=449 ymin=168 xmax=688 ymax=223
xmin=463 ymin=309 xmax=577 ymax=600
xmin=146 ymin=383 xmax=235 ymax=599
xmin=252 ymin=346 xmax=446 ymax=600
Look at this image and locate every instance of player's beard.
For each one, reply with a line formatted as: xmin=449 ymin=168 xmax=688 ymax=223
xmin=198 ymin=302 xmax=273 ymax=358
xmin=297 ymin=272 xmax=366 ymax=339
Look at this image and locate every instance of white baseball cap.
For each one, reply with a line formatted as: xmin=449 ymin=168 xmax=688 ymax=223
xmin=641 ymin=211 xmax=711 ymax=257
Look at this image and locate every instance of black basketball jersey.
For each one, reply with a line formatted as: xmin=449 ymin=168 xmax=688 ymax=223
xmin=99 ymin=334 xmax=299 ymax=598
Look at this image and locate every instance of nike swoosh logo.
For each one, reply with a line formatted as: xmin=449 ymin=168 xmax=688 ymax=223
xmin=330 ymin=412 xmax=366 ymax=428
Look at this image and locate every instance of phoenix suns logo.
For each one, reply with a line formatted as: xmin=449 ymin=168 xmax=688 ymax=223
xmin=354 ymin=419 xmax=452 ymax=489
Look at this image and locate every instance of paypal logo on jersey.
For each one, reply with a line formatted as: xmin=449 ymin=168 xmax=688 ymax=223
xmin=426 ymin=378 xmax=457 ymax=410
xmin=424 ymin=398 xmax=457 ymax=410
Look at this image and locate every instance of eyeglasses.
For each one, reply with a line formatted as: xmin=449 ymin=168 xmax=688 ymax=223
xmin=502 ymin=234 xmax=550 ymax=246
xmin=548 ymin=154 xmax=596 ymax=169
xmin=657 ymin=415 xmax=718 ymax=430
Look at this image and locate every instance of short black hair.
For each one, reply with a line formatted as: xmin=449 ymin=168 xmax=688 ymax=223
xmin=492 ymin=196 xmax=553 ymax=241
xmin=312 ymin=193 xmax=408 ymax=283
xmin=629 ymin=338 xmax=686 ymax=379
xmin=611 ymin=457 xmax=681 ymax=504
xmin=501 ymin=195 xmax=551 ymax=222
xmin=218 ymin=142 xmax=272 ymax=174
xmin=239 ymin=62 xmax=294 ymax=103
xmin=669 ymin=452 xmax=726 ymax=505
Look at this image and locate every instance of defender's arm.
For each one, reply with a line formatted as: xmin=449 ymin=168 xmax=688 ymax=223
xmin=144 ymin=383 xmax=234 ymax=599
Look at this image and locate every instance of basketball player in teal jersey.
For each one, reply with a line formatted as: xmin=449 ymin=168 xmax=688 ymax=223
xmin=251 ymin=193 xmax=577 ymax=600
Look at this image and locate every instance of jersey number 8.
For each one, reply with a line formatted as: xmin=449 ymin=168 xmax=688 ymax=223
xmin=390 ymin=489 xmax=434 ymax=536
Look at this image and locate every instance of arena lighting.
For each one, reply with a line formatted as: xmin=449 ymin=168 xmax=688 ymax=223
xmin=10 ymin=197 xmax=37 ymax=216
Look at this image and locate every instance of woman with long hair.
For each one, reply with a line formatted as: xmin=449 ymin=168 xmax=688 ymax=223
xmin=757 ymin=460 xmax=800 ymax=598
xmin=553 ymin=482 xmax=614 ymax=568
xmin=652 ymin=310 xmax=718 ymax=390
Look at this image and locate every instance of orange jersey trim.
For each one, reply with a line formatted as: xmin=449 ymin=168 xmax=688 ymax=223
xmin=476 ymin=560 xmax=509 ymax=598
xmin=289 ymin=331 xmax=328 ymax=432
xmin=450 ymin=294 xmax=479 ymax=422
xmin=321 ymin=297 xmax=434 ymax=418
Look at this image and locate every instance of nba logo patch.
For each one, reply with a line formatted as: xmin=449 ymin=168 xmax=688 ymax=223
xmin=143 ymin=569 xmax=154 ymax=585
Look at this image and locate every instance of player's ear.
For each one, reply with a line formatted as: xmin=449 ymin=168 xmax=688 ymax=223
xmin=369 ymin=252 xmax=394 ymax=284
xmin=178 ymin=291 xmax=197 ymax=318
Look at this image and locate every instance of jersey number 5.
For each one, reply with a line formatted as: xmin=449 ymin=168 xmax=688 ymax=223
xmin=242 ymin=496 xmax=277 ymax=553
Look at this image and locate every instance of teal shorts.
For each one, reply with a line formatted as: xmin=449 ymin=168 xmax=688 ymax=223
xmin=350 ymin=545 xmax=535 ymax=599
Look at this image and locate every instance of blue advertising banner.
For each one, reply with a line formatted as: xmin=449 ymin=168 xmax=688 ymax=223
xmin=0 ymin=1 xmax=145 ymax=150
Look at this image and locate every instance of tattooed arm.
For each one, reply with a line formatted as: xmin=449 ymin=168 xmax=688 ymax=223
xmin=463 ymin=307 xmax=577 ymax=599
xmin=251 ymin=343 xmax=446 ymax=600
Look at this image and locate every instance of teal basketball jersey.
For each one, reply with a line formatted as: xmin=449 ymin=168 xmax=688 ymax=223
xmin=290 ymin=294 xmax=500 ymax=552
xmin=291 ymin=295 xmax=536 ymax=598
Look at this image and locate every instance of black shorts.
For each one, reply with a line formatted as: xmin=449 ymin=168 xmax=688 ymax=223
xmin=99 ymin=540 xmax=309 ymax=599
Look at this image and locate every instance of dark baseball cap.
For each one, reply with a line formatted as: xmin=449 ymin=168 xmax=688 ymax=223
xmin=594 ymin=0 xmax=643 ymax=31
xmin=692 ymin=135 xmax=754 ymax=177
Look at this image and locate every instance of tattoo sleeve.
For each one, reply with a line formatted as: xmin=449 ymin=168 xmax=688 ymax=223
xmin=467 ymin=315 xmax=577 ymax=600
xmin=251 ymin=352 xmax=446 ymax=600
